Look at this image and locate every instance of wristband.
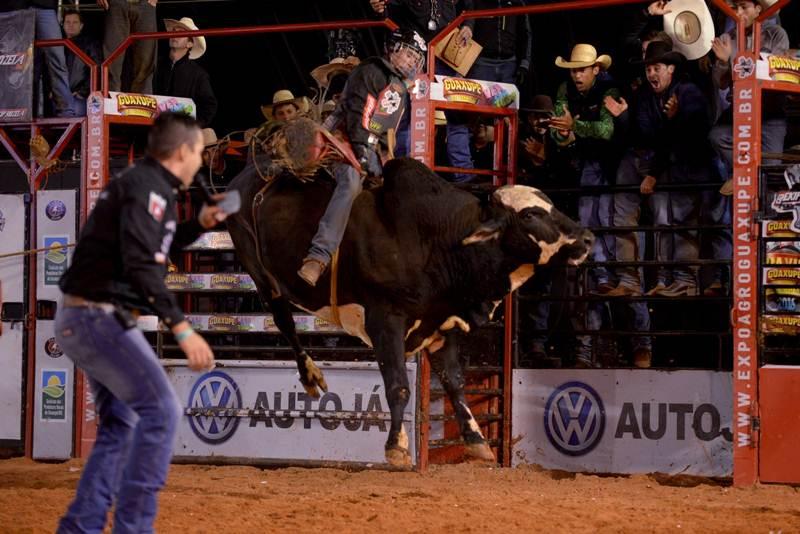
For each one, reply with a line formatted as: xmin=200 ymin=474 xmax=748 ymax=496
xmin=174 ymin=328 xmax=194 ymax=343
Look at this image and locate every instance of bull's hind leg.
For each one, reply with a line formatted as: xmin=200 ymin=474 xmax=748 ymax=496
xmin=268 ymin=296 xmax=328 ymax=398
xmin=365 ymin=308 xmax=412 ymax=467
xmin=431 ymin=331 xmax=496 ymax=463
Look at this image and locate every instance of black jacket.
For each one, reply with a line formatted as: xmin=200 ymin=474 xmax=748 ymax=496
xmin=66 ymin=32 xmax=101 ymax=98
xmin=154 ymin=54 xmax=217 ymax=127
xmin=59 ymin=158 xmax=205 ymax=327
xmin=332 ymin=57 xmax=409 ymax=161
xmin=471 ymin=0 xmax=531 ymax=70
xmin=636 ymin=78 xmax=713 ymax=177
xmin=386 ymin=0 xmax=474 ymax=43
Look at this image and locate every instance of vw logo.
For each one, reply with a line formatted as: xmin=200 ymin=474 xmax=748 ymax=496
xmin=544 ymin=381 xmax=605 ymax=456
xmin=188 ymin=371 xmax=242 ymax=445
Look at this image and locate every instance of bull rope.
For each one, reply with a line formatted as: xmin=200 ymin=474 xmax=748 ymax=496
xmin=0 ymin=243 xmax=76 ymax=260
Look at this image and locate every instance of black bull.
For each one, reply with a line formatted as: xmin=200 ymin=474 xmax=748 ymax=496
xmin=226 ymin=157 xmax=592 ymax=466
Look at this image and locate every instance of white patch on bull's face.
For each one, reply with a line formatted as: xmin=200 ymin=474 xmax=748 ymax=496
xmin=494 ymin=185 xmax=553 ymax=214
xmin=405 ymin=319 xmax=422 ymax=340
xmin=298 ymin=303 xmax=373 ymax=347
xmin=532 ymin=233 xmax=576 ymax=265
xmin=397 ymin=425 xmax=409 ymax=450
xmin=459 ymin=401 xmax=485 ymax=438
xmin=509 ymin=264 xmax=535 ymax=292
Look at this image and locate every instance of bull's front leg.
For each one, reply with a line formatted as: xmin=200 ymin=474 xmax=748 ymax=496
xmin=269 ymin=296 xmax=327 ymax=398
xmin=365 ymin=307 xmax=412 ymax=467
xmin=431 ymin=330 xmax=496 ymax=463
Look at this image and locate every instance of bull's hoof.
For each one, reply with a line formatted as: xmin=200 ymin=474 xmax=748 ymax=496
xmin=385 ymin=447 xmax=412 ymax=467
xmin=464 ymin=442 xmax=496 ymax=463
xmin=300 ymin=358 xmax=328 ymax=399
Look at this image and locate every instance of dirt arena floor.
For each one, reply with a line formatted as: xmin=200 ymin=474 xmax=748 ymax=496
xmin=1 ymin=457 xmax=799 ymax=533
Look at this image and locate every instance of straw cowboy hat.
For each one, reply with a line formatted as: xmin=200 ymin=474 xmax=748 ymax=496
xmin=555 ymin=44 xmax=612 ymax=70
xmin=201 ymin=128 xmax=220 ymax=147
xmin=663 ymin=0 xmax=714 ymax=60
xmin=163 ymin=17 xmax=206 ymax=60
xmin=260 ymin=90 xmax=310 ymax=121
xmin=311 ymin=56 xmax=360 ymax=89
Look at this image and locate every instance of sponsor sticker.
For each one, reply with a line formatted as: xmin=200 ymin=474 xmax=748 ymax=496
xmin=41 ymin=370 xmax=67 ymax=421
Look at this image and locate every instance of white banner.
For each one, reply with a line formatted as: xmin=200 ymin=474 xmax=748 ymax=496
xmin=0 ymin=194 xmax=25 ymax=440
xmin=167 ymin=360 xmax=417 ymax=466
xmin=512 ymin=370 xmax=732 ymax=476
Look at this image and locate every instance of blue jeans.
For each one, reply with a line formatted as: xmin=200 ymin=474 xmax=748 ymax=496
xmin=55 ymin=306 xmax=182 ymax=534
xmin=650 ymin=163 xmax=707 ymax=285
xmin=467 ymin=56 xmax=517 ymax=84
xmin=307 ymin=160 xmax=365 ymax=264
xmin=435 ymin=62 xmax=473 ymax=182
xmin=579 ymin=160 xmax=613 ymax=285
xmin=33 ymin=8 xmax=76 ymax=117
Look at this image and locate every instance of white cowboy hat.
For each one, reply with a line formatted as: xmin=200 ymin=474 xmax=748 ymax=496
xmin=164 ymin=17 xmax=206 ymax=60
xmin=310 ymin=56 xmax=360 ymax=89
xmin=260 ymin=89 xmax=310 ymax=120
xmin=555 ymin=44 xmax=612 ymax=70
xmin=663 ymin=0 xmax=714 ymax=60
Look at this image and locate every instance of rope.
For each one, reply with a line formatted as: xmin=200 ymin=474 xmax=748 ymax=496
xmin=0 ymin=243 xmax=75 ymax=260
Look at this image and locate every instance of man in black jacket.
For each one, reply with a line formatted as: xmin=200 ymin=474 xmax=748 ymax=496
xmin=299 ymin=28 xmax=425 ymax=286
xmin=55 ymin=113 xmax=225 ymax=532
xmin=154 ymin=17 xmax=217 ymax=127
xmin=468 ymin=0 xmax=532 ymax=86
xmin=62 ymin=8 xmax=101 ymax=115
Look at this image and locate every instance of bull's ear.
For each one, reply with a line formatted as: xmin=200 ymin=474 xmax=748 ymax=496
xmin=463 ymin=218 xmax=506 ymax=245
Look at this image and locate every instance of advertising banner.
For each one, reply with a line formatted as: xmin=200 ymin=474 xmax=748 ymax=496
xmin=0 ymin=9 xmax=34 ymax=122
xmin=512 ymin=369 xmax=732 ymax=476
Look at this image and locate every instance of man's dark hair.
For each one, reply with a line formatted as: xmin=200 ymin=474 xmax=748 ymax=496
xmin=146 ymin=113 xmax=201 ymax=160
xmin=642 ymin=30 xmax=673 ymax=48
xmin=63 ymin=8 xmax=83 ymax=23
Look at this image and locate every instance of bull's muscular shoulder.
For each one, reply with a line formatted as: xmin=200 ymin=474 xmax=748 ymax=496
xmin=381 ymin=159 xmax=479 ymax=223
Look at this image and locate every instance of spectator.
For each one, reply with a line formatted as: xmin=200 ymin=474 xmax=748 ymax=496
xmin=62 ymin=8 xmax=101 ymax=115
xmin=550 ymin=44 xmax=620 ymax=366
xmin=637 ymin=41 xmax=714 ymax=297
xmin=99 ymin=0 xmax=157 ymax=93
xmin=468 ymin=0 xmax=532 ymax=86
xmin=261 ymin=90 xmax=310 ymax=123
xmin=370 ymin=0 xmax=477 ymax=182
xmin=154 ymin=17 xmax=217 ymax=127
xmin=551 ymin=44 xmax=618 ymax=293
xmin=0 ymin=1 xmax=78 ymax=116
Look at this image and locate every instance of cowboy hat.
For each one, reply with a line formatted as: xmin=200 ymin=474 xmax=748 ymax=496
xmin=201 ymin=128 xmax=219 ymax=147
xmin=434 ymin=29 xmax=483 ymax=77
xmin=311 ymin=56 xmax=360 ymax=89
xmin=524 ymin=94 xmax=555 ymax=116
xmin=164 ymin=17 xmax=206 ymax=60
xmin=663 ymin=0 xmax=714 ymax=60
xmin=643 ymin=41 xmax=686 ymax=65
xmin=260 ymin=90 xmax=310 ymax=121
xmin=555 ymin=44 xmax=612 ymax=70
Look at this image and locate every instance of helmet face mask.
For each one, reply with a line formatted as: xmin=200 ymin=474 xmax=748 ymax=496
xmin=386 ymin=29 xmax=427 ymax=79
xmin=389 ymin=43 xmax=425 ymax=79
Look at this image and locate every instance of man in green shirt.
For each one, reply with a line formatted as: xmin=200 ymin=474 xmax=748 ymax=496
xmin=550 ymin=44 xmax=620 ymax=366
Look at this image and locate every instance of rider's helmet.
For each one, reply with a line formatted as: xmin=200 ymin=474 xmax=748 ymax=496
xmin=385 ymin=28 xmax=427 ymax=80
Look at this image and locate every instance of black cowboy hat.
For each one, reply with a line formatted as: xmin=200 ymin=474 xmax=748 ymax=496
xmin=643 ymin=41 xmax=686 ymax=66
